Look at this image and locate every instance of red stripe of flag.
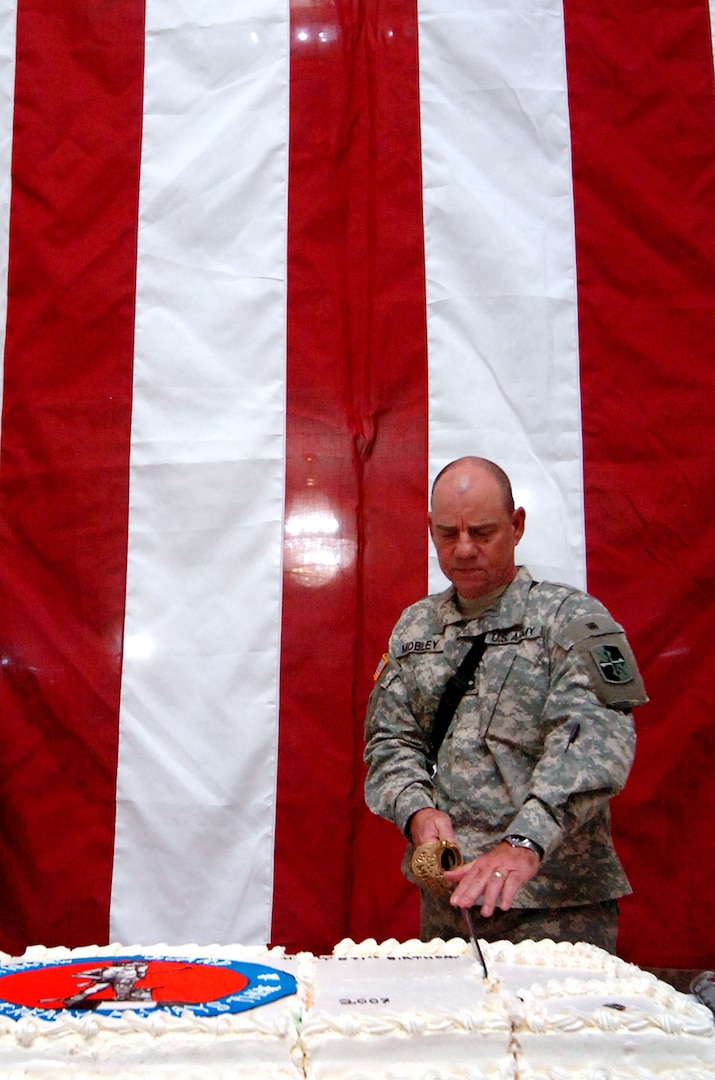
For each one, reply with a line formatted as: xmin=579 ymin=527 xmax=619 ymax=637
xmin=0 ymin=1 xmax=145 ymax=952
xmin=565 ymin=0 xmax=715 ymax=965
xmin=274 ymin=0 xmax=427 ymax=951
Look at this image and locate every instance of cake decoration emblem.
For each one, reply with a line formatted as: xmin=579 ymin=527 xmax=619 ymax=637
xmin=0 ymin=955 xmax=297 ymax=1021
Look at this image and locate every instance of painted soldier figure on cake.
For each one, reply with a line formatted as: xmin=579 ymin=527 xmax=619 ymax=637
xmin=61 ymin=962 xmax=154 ymax=1009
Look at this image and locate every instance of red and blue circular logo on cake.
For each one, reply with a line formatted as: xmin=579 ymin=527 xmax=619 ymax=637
xmin=0 ymin=955 xmax=297 ymax=1021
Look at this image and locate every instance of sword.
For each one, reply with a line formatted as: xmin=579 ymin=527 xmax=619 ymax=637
xmin=462 ymin=907 xmax=488 ymax=979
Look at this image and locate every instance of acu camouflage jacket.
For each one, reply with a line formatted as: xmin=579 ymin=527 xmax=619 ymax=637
xmin=364 ymin=567 xmax=647 ymax=908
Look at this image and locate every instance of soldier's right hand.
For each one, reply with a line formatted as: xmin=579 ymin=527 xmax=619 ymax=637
xmin=408 ymin=807 xmax=456 ymax=847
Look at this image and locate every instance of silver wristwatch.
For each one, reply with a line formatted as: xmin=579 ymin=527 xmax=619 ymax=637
xmin=504 ymin=834 xmax=544 ymax=859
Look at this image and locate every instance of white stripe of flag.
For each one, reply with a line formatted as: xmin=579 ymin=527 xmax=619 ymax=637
xmin=0 ymin=0 xmax=17 ymax=427
xmin=419 ymin=0 xmax=587 ymax=593
xmin=111 ymin=2 xmax=289 ymax=945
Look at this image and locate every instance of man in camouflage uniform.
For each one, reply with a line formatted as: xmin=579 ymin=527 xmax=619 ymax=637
xmin=364 ymin=457 xmax=647 ymax=952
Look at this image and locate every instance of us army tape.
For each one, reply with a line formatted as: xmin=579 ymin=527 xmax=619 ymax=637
xmin=411 ymin=839 xmax=463 ymax=896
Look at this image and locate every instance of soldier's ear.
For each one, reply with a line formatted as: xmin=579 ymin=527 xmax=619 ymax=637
xmin=512 ymin=506 xmax=526 ymax=544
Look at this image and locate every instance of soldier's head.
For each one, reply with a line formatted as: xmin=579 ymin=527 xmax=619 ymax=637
xmin=429 ymin=457 xmax=525 ymax=599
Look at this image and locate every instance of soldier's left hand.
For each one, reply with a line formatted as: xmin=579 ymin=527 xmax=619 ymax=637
xmin=443 ymin=842 xmax=540 ymax=917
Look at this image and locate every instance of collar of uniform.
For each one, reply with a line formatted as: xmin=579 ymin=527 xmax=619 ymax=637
xmin=437 ymin=565 xmax=533 ymax=632
xmin=456 ymin=583 xmax=510 ymax=618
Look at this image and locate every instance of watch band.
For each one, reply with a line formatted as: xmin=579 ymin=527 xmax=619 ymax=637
xmin=504 ymin=834 xmax=544 ymax=859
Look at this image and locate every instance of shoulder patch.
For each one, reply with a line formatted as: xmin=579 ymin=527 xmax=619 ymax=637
xmin=373 ymin=653 xmax=389 ymax=681
xmin=590 ymin=642 xmax=633 ymax=685
xmin=555 ymin=614 xmax=623 ymax=650
xmin=558 ymin=616 xmax=648 ymax=709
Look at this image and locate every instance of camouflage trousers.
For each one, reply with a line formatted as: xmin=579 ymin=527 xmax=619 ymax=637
xmin=420 ymin=893 xmax=620 ymax=954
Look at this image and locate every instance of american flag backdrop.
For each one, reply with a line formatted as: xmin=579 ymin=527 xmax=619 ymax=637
xmin=0 ymin=0 xmax=713 ymax=968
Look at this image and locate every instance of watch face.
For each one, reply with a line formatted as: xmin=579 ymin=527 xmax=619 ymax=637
xmin=506 ymin=836 xmax=542 ymax=856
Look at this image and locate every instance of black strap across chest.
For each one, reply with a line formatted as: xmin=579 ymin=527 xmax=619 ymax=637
xmin=428 ymin=633 xmax=488 ymax=766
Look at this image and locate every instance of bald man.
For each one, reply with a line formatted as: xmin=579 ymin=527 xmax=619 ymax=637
xmin=364 ymin=457 xmax=647 ymax=951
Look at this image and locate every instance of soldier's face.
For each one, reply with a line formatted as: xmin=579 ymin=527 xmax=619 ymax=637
xmin=429 ymin=468 xmax=525 ymax=599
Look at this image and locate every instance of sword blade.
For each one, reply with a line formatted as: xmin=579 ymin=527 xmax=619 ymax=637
xmin=462 ymin=907 xmax=488 ymax=978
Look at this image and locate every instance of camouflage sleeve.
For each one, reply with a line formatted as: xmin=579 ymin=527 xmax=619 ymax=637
xmin=364 ymin=653 xmax=437 ymax=836
xmin=503 ymin=600 xmax=643 ymax=856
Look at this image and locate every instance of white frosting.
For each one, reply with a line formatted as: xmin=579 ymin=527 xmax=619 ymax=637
xmin=302 ymin=940 xmax=715 ymax=1080
xmin=0 ymin=942 xmax=307 ymax=1079
xmin=1 ymin=940 xmax=713 ymax=1080
xmin=330 ymin=937 xmax=473 ymax=960
xmin=485 ymin=939 xmax=715 ymax=1079
xmin=301 ymin=939 xmax=515 ymax=1080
